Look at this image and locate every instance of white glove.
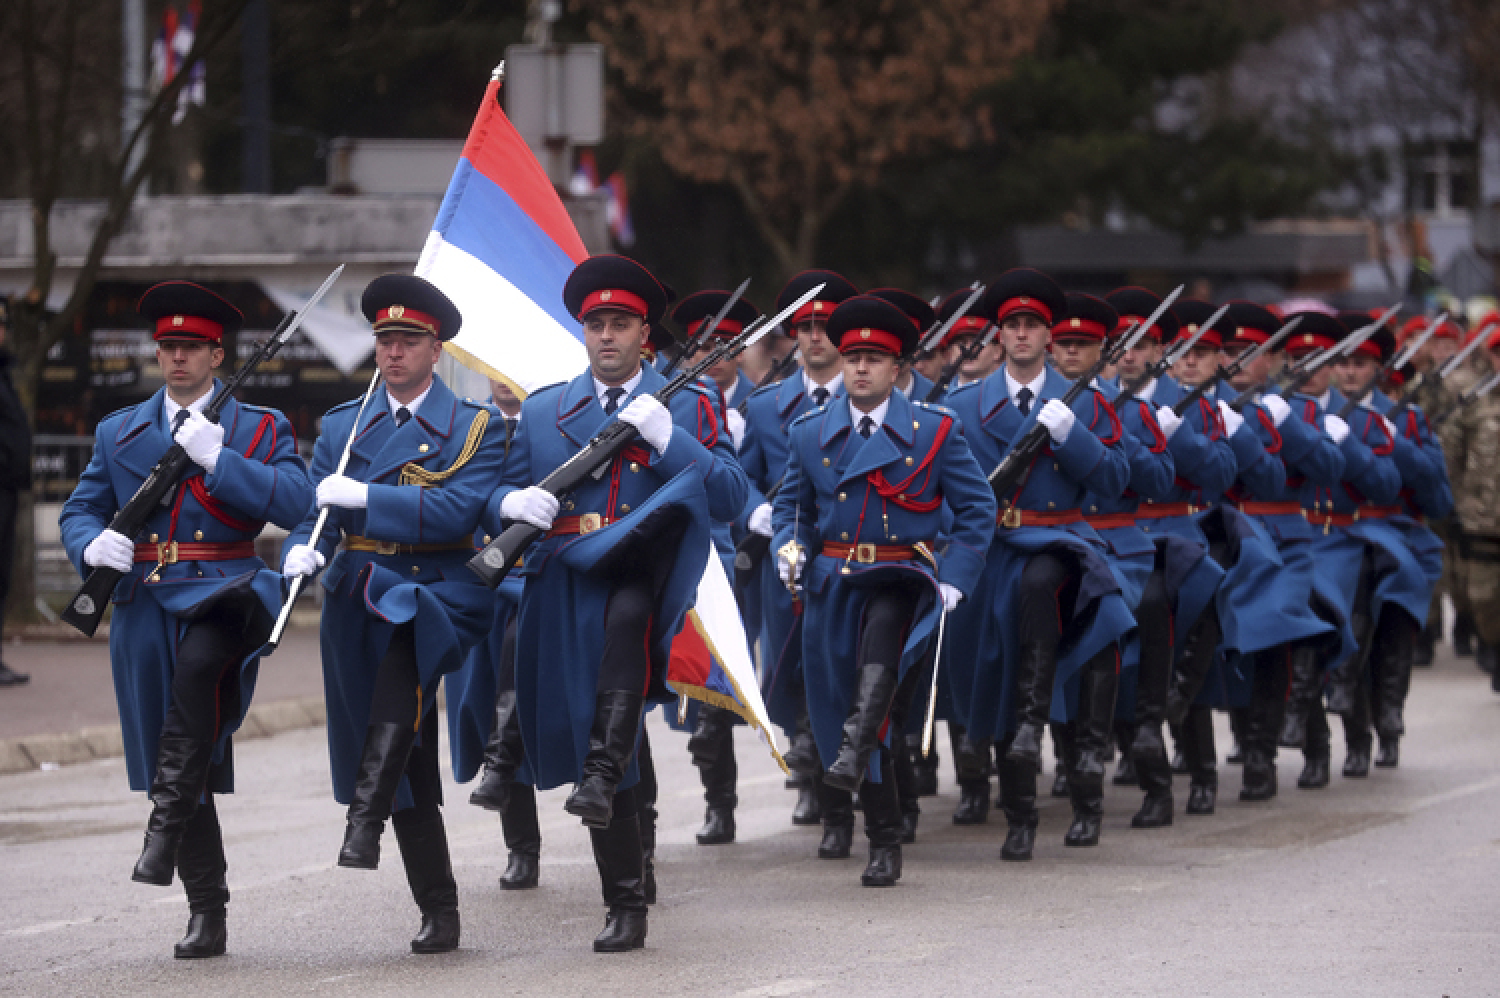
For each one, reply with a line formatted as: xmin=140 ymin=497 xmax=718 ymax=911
xmin=619 ymin=395 xmax=674 ymax=455
xmin=174 ymin=410 xmax=224 ymax=475
xmin=83 ymin=529 xmax=134 ymax=573
xmin=316 ymin=474 xmax=369 ymax=510
xmin=939 ymin=583 xmax=963 ymax=612
xmin=1324 ymin=414 xmax=1350 ymax=445
xmin=1155 ymin=406 xmax=1183 ymax=440
xmin=748 ymin=502 xmax=774 ymax=538
xmin=1217 ymin=400 xmax=1245 ymax=437
xmin=1261 ymin=394 xmax=1291 ymax=427
xmin=500 ymin=486 xmax=559 ymax=530
xmin=1037 ymin=398 xmax=1075 ymax=444
xmin=726 ymin=408 xmax=746 ymax=451
xmin=282 ymin=544 xmax=326 ymax=578
xmin=777 ymin=545 xmax=806 ymax=586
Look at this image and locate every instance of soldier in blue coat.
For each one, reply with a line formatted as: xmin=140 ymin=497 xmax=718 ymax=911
xmin=737 ymin=270 xmax=858 ymax=837
xmin=487 ymin=255 xmax=748 ymax=952
xmin=1330 ymin=320 xmax=1453 ymax=769
xmin=772 ymin=295 xmax=995 ymax=885
xmin=944 ymin=269 xmax=1134 ymax=857
xmin=281 ymin=275 xmax=507 ymax=954
xmin=59 ymin=282 xmax=312 ymax=959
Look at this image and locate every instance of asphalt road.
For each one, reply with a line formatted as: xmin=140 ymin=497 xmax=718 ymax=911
xmin=3 ymin=651 xmax=1498 ymax=998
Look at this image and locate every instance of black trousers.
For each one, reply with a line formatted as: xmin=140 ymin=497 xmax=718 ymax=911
xmin=1134 ymin=557 xmax=1174 ymax=726
xmin=163 ymin=598 xmax=255 ymax=742
xmin=597 ymin=542 xmax=675 ymax=695
xmin=368 ymin=623 xmax=444 ymax=819
xmin=854 ymin=584 xmax=921 ymax=837
xmin=1017 ymin=551 xmax=1082 ymax=657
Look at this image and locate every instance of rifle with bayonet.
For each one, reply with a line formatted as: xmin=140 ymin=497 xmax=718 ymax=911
xmin=1245 ymin=304 xmax=1398 ymax=411
xmin=1175 ymin=315 xmax=1301 ymax=416
xmin=926 ymin=322 xmax=996 ymax=404
xmin=660 ymin=276 xmax=752 ymax=378
xmin=60 ymin=264 xmax=346 ymax=637
xmin=915 ymin=284 xmax=988 ymax=403
xmin=988 ymin=286 xmax=1182 ymax=503
xmin=1107 ymin=288 xmax=1201 ymax=408
xmin=1429 ymin=370 xmax=1500 ymax=428
xmin=912 ymin=283 xmax=982 ymax=363
xmin=468 ymin=283 xmax=828 ymax=589
xmin=737 ymin=348 xmax=802 ymax=416
xmin=1337 ymin=309 xmax=1445 ymax=419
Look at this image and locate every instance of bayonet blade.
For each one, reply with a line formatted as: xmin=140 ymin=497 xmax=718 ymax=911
xmin=919 ymin=282 xmax=985 ymax=354
xmin=279 ymin=264 xmax=345 ymax=344
xmin=1391 ymin=311 xmax=1446 ymax=371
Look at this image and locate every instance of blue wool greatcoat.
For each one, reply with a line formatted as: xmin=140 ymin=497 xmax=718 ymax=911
xmin=1369 ymin=391 xmax=1451 ymax=600
xmin=903 ymin=369 xmax=936 ymax=404
xmin=487 ymin=364 xmax=748 ymax=792
xmin=942 ymin=365 xmax=1135 ymax=741
xmin=771 ymin=390 xmax=995 ymax=779
xmin=59 ymin=385 xmax=312 ymax=793
xmin=1301 ymin=388 xmax=1416 ymax=661
xmin=285 ymin=376 xmax=507 ymax=808
xmin=737 ymin=372 xmax=841 ymax=736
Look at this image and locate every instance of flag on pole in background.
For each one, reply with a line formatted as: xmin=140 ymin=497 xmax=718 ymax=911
xmin=421 ymin=73 xmax=783 ymax=765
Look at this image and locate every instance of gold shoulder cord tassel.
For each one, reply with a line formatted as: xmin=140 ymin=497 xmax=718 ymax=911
xmin=399 ymin=409 xmax=490 ymax=487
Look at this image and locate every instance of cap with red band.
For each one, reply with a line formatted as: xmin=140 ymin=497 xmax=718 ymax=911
xmin=827 ymin=296 xmax=921 ymax=357
xmin=776 ymin=269 xmax=858 ymax=336
xmin=980 ymin=268 xmax=1066 ymax=330
xmin=671 ymin=288 xmax=760 ymax=343
xmin=1281 ymin=311 xmax=1345 ymax=356
xmin=1105 ymin=286 xmax=1180 ymax=344
xmin=935 ymin=288 xmax=992 ymax=350
xmin=361 ymin=274 xmax=463 ymax=342
xmin=563 ymin=255 xmax=674 ymax=327
xmin=868 ymin=288 xmax=936 ymax=336
xmin=1053 ymin=293 xmax=1116 ymax=342
xmin=1225 ymin=301 xmax=1280 ymax=348
xmin=138 ymin=281 xmax=243 ymax=345
xmin=1173 ymin=299 xmax=1231 ymax=350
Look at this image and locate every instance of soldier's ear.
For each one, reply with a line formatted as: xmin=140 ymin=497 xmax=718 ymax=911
xmin=211 ymin=345 xmax=226 ymax=369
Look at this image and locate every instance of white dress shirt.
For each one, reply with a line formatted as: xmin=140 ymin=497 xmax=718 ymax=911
xmin=804 ymin=370 xmax=844 ymax=405
xmin=388 ymin=382 xmax=433 ymax=420
xmin=593 ymin=368 xmax=643 ymax=409
xmin=848 ymin=396 xmax=890 ymax=437
xmin=162 ymin=384 xmax=214 ymax=430
xmin=1004 ymin=368 xmax=1048 ymax=410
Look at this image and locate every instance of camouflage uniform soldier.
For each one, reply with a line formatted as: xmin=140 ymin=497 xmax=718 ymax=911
xmin=1440 ymin=329 xmax=1500 ymax=681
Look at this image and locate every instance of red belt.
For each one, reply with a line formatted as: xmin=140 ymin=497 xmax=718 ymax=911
xmin=546 ymin=513 xmax=612 ymax=538
xmin=133 ymin=541 xmax=257 ymax=564
xmin=997 ymin=507 xmax=1084 ymax=528
xmin=1358 ymin=504 xmax=1403 ymax=519
xmin=1134 ymin=502 xmax=1200 ymax=519
xmin=1305 ymin=511 xmax=1357 ymax=529
xmin=1234 ymin=501 xmax=1304 ymax=517
xmin=1084 ymin=513 xmax=1139 ymax=530
xmin=822 ymin=542 xmax=923 ymax=565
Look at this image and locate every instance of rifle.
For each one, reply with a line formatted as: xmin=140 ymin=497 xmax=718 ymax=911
xmin=1338 ymin=310 xmax=1449 ymax=419
xmin=468 ymin=282 xmax=829 ymax=589
xmin=1173 ymin=314 xmax=1300 ymax=415
xmin=1428 ymin=370 xmax=1500 ymax=428
xmin=988 ymin=287 xmax=1181 ymax=503
xmin=737 ymin=347 xmax=801 ymax=416
xmin=912 ymin=283 xmax=984 ymax=361
xmin=925 ymin=321 xmax=996 ymax=403
xmin=1108 ymin=289 xmax=1205 ymax=408
xmin=60 ymin=264 xmax=345 ymax=637
xmin=660 ymin=276 xmax=751 ymax=378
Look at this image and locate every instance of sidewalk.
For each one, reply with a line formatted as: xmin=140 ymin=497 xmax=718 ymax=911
xmin=0 ymin=623 xmax=327 ymax=774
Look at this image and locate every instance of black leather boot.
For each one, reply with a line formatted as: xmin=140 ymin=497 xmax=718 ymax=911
xmin=1165 ymin=608 xmax=1222 ymax=727
xmin=1340 ymin=681 xmax=1372 ymax=779
xmin=998 ymin=749 xmax=1039 ymax=861
xmin=470 ymin=691 xmax=522 ymax=812
xmin=174 ymin=796 xmax=229 ymax=958
xmin=696 ymin=806 xmax=736 ymax=846
xmin=1226 ymin=708 xmax=1248 ymax=765
xmin=951 ymin=730 xmax=992 ymax=824
xmin=694 ymin=711 xmax=737 ymax=845
xmin=1414 ymin=621 xmax=1436 ymax=667
xmin=1279 ymin=643 xmax=1323 ymax=749
xmin=825 ymin=665 xmax=899 ymax=792
xmin=589 ymin=811 xmax=648 ymax=952
xmin=1064 ymin=773 xmax=1103 ymax=846
xmin=1130 ymin=723 xmax=1174 ymax=828
xmin=1113 ymin=750 xmax=1138 ymax=786
xmin=782 ymin=710 xmax=820 ymax=774
xmin=818 ymin=781 xmax=855 ymax=859
xmin=1453 ymin=610 xmax=1475 ymax=657
xmin=1372 ymin=611 xmax=1414 ymax=745
xmin=1182 ymin=707 xmax=1217 ymax=815
xmin=687 ymin=704 xmax=735 ymax=769
xmin=1006 ymin=640 xmax=1058 ymax=765
xmin=1298 ymin=704 xmax=1331 ymax=789
xmin=1482 ymin=641 xmax=1500 ymax=679
xmin=1375 ymin=737 xmax=1400 ymax=768
xmin=498 ymin=783 xmax=540 ymax=889
xmin=393 ymin=810 xmax=460 ymax=954
xmin=861 ymin=831 xmax=903 ymax=887
xmin=792 ymin=772 xmax=823 ymax=826
xmin=1240 ymin=652 xmax=1283 ymax=802
xmin=133 ymin=734 xmax=216 ymax=886
xmin=891 ymin=738 xmax=921 ymax=844
xmin=859 ymin=755 xmax=904 ymax=886
xmin=907 ymin=733 xmax=939 ymax=796
xmin=566 ymin=691 xmax=645 ymax=828
xmin=1065 ymin=649 xmax=1116 ymax=846
xmin=338 ymin=722 xmax=418 ymax=870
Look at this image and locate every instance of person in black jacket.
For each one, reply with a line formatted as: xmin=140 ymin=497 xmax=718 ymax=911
xmin=0 ymin=296 xmax=33 ymax=686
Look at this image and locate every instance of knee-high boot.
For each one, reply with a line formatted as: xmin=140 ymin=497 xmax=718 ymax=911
xmin=470 ymin=690 xmax=523 ymax=811
xmin=1183 ymin=706 xmax=1218 ymax=815
xmin=565 ymin=691 xmax=645 ymax=828
xmin=133 ymin=734 xmax=216 ymax=886
xmin=498 ymin=783 xmax=540 ymax=889
xmin=1373 ymin=611 xmax=1415 ymax=767
xmin=173 ymin=794 xmax=228 ymax=958
xmin=1240 ymin=649 xmax=1285 ymax=802
xmin=826 ymin=665 xmax=899 ymax=791
xmin=392 ymin=809 xmax=460 ymax=954
xmin=1279 ymin=641 xmax=1324 ymax=748
xmin=338 ymin=721 xmax=418 ymax=870
xmin=589 ymin=789 xmax=647 ymax=952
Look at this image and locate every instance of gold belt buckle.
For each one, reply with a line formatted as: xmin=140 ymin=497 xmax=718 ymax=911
xmin=580 ymin=512 xmax=602 ymax=534
xmin=148 ymin=540 xmax=178 ymax=582
xmin=1001 ymin=505 xmax=1023 ymax=529
xmin=374 ymin=540 xmax=399 ymax=556
xmin=855 ymin=542 xmax=877 ymax=564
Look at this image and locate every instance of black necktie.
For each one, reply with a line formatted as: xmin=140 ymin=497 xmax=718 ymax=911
xmin=505 ymin=416 xmax=518 ymax=439
xmin=858 ymin=415 xmax=874 ymax=439
xmin=394 ymin=406 xmax=411 ymax=427
xmin=171 ymin=409 xmax=189 ymax=432
xmin=1016 ymin=387 xmax=1033 ymax=416
xmin=603 ymin=386 xmax=625 ymax=414
xmin=812 ymin=386 xmax=829 ymax=407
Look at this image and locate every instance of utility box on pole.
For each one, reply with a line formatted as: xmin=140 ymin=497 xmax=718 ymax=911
xmin=503 ymin=43 xmax=604 ymax=187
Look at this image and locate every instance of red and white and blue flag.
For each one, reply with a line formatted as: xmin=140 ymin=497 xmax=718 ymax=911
xmin=421 ymin=76 xmax=784 ymax=768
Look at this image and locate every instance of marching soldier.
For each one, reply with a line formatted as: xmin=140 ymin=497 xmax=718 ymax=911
xmin=1441 ymin=327 xmax=1500 ymax=681
xmin=59 ymin=282 xmax=312 ymax=958
xmin=943 ymin=268 xmax=1134 ymax=857
xmin=281 ymin=275 xmax=508 ymax=954
xmin=772 ymin=294 xmax=995 ymax=885
xmin=738 ymin=270 xmax=859 ymax=843
xmin=869 ymin=288 xmax=938 ymax=402
xmin=487 ymin=255 xmax=747 ymax=951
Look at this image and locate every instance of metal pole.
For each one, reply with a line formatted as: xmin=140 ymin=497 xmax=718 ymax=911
xmin=121 ymin=0 xmax=148 ymax=191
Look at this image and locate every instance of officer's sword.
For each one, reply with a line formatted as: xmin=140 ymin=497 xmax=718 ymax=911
xmin=921 ymin=601 xmax=948 ymax=758
xmin=265 ymin=366 xmax=385 ymax=652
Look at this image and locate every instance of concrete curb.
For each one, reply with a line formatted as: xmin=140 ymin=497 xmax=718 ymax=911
xmin=0 ymin=696 xmax=327 ymax=776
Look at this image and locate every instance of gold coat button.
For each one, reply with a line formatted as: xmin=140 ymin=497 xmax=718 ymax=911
xmin=837 ymin=492 xmax=847 ymax=502
xmin=1048 ymin=501 xmax=1055 ymax=509
xmin=194 ymin=530 xmax=203 ymax=541
xmin=823 ymin=458 xmax=831 ymax=466
xmin=482 ymin=535 xmax=491 ymax=544
xmin=906 ymin=456 xmax=914 ymax=466
xmin=913 ymin=420 xmax=920 ymax=429
xmin=629 ymin=462 xmax=640 ymax=472
xmin=897 ymin=493 xmax=906 ymax=501
xmin=412 ymin=566 xmax=421 ymax=575
xmin=620 ymin=504 xmax=631 ymax=513
xmin=1053 ymin=463 xmax=1060 ymax=472
xmin=841 ymin=532 xmax=849 ymax=540
xmin=419 ymin=443 xmax=430 ymax=453
xmin=150 ymin=533 xmax=159 ymax=543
